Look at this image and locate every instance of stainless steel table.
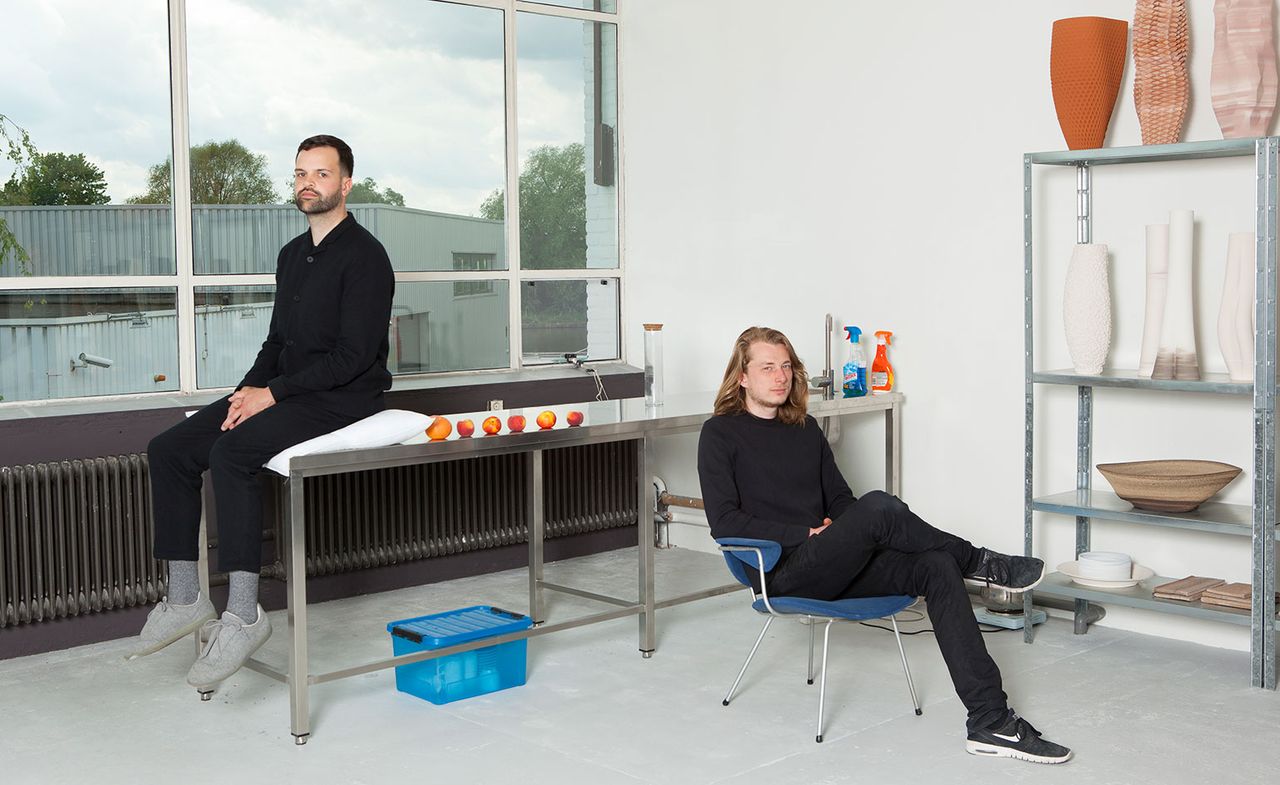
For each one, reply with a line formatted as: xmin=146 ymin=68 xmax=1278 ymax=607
xmin=198 ymin=390 xmax=903 ymax=743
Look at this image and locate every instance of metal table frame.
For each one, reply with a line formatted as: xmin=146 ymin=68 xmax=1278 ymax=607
xmin=196 ymin=392 xmax=903 ymax=743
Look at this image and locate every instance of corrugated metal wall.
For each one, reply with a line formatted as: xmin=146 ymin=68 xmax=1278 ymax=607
xmin=0 ymin=204 xmax=505 ymax=277
xmin=0 ymin=284 xmax=511 ymax=399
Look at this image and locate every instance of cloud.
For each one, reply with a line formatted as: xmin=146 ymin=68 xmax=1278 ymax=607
xmin=5 ymin=0 xmax=613 ymax=215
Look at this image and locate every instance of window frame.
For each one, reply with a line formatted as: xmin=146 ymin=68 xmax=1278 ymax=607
xmin=0 ymin=0 xmax=623 ymax=405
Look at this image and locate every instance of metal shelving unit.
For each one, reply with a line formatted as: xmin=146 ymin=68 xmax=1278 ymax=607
xmin=1023 ymin=138 xmax=1279 ymax=690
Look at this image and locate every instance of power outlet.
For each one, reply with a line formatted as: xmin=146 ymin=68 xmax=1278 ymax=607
xmin=488 ymin=399 xmax=503 ymax=411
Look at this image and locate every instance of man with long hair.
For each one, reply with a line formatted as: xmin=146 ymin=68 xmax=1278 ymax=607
xmin=698 ymin=326 xmax=1071 ymax=764
xmin=128 ymin=135 xmax=395 ymax=690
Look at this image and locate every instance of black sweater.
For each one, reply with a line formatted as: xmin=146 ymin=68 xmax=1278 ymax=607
xmin=697 ymin=412 xmax=855 ymax=551
xmin=240 ymin=214 xmax=394 ymax=417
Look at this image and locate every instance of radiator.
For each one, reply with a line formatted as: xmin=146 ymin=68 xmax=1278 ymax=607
xmin=1 ymin=442 xmax=638 ymax=627
xmin=282 ymin=441 xmax=639 ymax=576
xmin=0 ymin=456 xmax=162 ymax=627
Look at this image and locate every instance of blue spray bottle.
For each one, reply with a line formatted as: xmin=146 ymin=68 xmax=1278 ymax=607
xmin=842 ymin=326 xmax=868 ymax=398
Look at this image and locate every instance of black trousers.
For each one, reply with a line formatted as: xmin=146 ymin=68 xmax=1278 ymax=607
xmin=148 ymin=396 xmax=360 ymax=574
xmin=768 ymin=490 xmax=1008 ymax=732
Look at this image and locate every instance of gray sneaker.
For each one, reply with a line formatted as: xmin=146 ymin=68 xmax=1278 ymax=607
xmin=186 ymin=607 xmax=271 ymax=689
xmin=125 ymin=594 xmax=217 ymax=661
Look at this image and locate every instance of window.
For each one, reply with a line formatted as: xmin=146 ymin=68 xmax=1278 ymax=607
xmin=452 ymin=253 xmax=497 ymax=297
xmin=0 ymin=1 xmax=622 ymax=404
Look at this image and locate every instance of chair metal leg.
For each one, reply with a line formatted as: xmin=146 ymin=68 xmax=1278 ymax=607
xmin=807 ymin=617 xmax=816 ymax=684
xmin=816 ymin=620 xmax=834 ymax=743
xmin=890 ymin=616 xmax=922 ymax=716
xmin=723 ymin=616 xmax=773 ymax=706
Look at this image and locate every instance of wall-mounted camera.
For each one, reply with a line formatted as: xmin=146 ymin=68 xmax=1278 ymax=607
xmin=70 ymin=352 xmax=114 ymax=371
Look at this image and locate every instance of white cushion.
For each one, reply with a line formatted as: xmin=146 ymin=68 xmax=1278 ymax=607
xmin=265 ymin=409 xmax=433 ymax=476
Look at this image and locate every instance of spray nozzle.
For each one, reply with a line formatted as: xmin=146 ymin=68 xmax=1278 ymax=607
xmin=844 ymin=326 xmax=862 ymax=343
xmin=875 ymin=330 xmax=893 ymax=344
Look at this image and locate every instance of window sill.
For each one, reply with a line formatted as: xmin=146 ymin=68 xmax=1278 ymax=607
xmin=0 ymin=362 xmax=641 ymax=422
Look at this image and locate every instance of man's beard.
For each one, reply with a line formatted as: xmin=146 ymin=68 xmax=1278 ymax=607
xmin=294 ymin=189 xmax=342 ymax=214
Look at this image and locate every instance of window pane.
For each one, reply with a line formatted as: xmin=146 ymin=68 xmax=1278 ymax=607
xmin=0 ymin=289 xmax=179 ymax=402
xmin=194 ymin=286 xmax=275 ymax=389
xmin=0 ymin=2 xmax=173 ymax=277
xmin=185 ymin=0 xmax=507 ymax=275
xmin=516 ymin=14 xmax=618 ymax=270
xmin=391 ymin=281 xmax=510 ymax=373
xmin=521 ymin=278 xmax=618 ymax=364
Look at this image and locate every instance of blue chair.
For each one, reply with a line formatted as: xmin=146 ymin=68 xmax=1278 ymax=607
xmin=717 ymin=537 xmax=922 ymax=743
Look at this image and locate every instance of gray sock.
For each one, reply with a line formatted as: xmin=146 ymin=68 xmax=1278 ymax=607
xmin=166 ymin=560 xmax=199 ymax=605
xmin=227 ymin=571 xmax=259 ymax=623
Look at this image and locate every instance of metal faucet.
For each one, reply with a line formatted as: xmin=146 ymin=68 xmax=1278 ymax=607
xmin=811 ymin=313 xmax=836 ymax=400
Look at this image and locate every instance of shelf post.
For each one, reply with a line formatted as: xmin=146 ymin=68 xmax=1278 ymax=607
xmin=1074 ymin=162 xmax=1096 ymax=634
xmin=1023 ymin=154 xmax=1036 ymax=643
xmin=1252 ymin=137 xmax=1278 ymax=689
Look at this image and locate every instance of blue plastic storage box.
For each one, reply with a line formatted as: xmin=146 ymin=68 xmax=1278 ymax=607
xmin=387 ymin=605 xmax=532 ymax=705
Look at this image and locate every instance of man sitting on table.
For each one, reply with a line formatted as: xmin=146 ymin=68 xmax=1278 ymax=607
xmin=697 ymin=326 xmax=1072 ymax=764
xmin=127 ymin=135 xmax=395 ymax=690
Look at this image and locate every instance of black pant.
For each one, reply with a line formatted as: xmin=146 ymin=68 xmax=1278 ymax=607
xmin=768 ymin=490 xmax=1008 ymax=732
xmin=148 ymin=396 xmax=360 ymax=574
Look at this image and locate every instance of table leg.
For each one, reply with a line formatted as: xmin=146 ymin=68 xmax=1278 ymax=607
xmin=527 ymin=450 xmax=545 ymax=625
xmin=195 ymin=486 xmax=214 ymax=701
xmin=286 ymin=473 xmax=311 ymax=744
xmin=639 ymin=438 xmax=655 ymax=657
xmin=885 ymin=403 xmax=902 ymax=497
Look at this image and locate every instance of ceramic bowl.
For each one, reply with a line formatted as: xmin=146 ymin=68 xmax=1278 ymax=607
xmin=1096 ymin=460 xmax=1242 ymax=513
xmin=1077 ymin=551 xmax=1132 ymax=580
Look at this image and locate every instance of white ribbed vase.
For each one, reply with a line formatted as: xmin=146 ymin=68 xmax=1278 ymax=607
xmin=1063 ymin=243 xmax=1112 ymax=375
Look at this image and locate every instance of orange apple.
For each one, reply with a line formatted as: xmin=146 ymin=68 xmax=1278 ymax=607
xmin=456 ymin=418 xmax=475 ymax=437
xmin=507 ymin=414 xmax=526 ymax=432
xmin=482 ymin=415 xmax=502 ymax=435
xmin=426 ymin=416 xmax=452 ymax=441
xmin=566 ymin=410 xmax=584 ymax=427
xmin=536 ymin=410 xmax=556 ymax=429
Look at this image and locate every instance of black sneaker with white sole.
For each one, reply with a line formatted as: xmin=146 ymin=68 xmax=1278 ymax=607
xmin=965 ymin=549 xmax=1046 ymax=591
xmin=966 ymin=713 xmax=1072 ymax=764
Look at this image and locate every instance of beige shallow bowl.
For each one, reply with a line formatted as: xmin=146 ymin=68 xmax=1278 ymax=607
xmin=1096 ymin=460 xmax=1242 ymax=513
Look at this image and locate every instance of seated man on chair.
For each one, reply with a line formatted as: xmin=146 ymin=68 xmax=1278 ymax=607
xmin=697 ymin=326 xmax=1072 ymax=764
xmin=127 ymin=135 xmax=395 ymax=690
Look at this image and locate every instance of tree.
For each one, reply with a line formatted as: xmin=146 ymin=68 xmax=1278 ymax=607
xmin=479 ymin=142 xmax=585 ymax=270
xmin=347 ymin=176 xmax=404 ymax=206
xmin=0 ymin=151 xmax=109 ymax=206
xmin=0 ymin=113 xmax=38 ymax=275
xmin=129 ymin=139 xmax=278 ymax=204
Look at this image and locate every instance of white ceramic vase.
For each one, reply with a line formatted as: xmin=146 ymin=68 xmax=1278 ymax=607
xmin=1138 ymin=224 xmax=1169 ymax=377
xmin=1063 ymin=243 xmax=1112 ymax=375
xmin=1218 ymin=232 xmax=1256 ymax=382
xmin=1153 ymin=209 xmax=1200 ymax=380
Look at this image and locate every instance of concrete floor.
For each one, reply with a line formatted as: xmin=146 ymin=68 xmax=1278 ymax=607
xmin=1 ymin=547 xmax=1276 ymax=785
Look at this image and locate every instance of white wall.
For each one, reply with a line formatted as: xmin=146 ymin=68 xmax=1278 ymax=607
xmin=620 ymin=0 xmax=1275 ymax=651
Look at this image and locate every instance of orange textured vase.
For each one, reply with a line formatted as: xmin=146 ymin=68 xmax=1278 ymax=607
xmin=1133 ymin=0 xmax=1190 ymax=145
xmin=1050 ymin=17 xmax=1130 ymax=150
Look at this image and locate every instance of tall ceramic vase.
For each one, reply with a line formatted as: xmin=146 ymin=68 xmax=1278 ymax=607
xmin=1050 ymin=17 xmax=1129 ymax=150
xmin=1063 ymin=244 xmax=1112 ymax=375
xmin=1218 ymin=232 xmax=1256 ymax=381
xmin=1138 ymin=224 xmax=1169 ymax=377
xmin=1211 ymin=0 xmax=1278 ymax=139
xmin=1133 ymin=0 xmax=1190 ymax=145
xmin=1153 ymin=209 xmax=1200 ymax=380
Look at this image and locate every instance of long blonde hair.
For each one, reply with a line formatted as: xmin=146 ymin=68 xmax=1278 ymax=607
xmin=712 ymin=326 xmax=809 ymax=425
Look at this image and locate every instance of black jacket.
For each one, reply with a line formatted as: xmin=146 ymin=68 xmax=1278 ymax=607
xmin=240 ymin=213 xmax=394 ymax=416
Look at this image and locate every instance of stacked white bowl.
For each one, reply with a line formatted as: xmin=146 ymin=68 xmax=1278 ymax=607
xmin=1077 ymin=551 xmax=1132 ymax=580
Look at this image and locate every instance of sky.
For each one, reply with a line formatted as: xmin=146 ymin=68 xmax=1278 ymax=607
xmin=1 ymin=0 xmax=616 ymax=215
